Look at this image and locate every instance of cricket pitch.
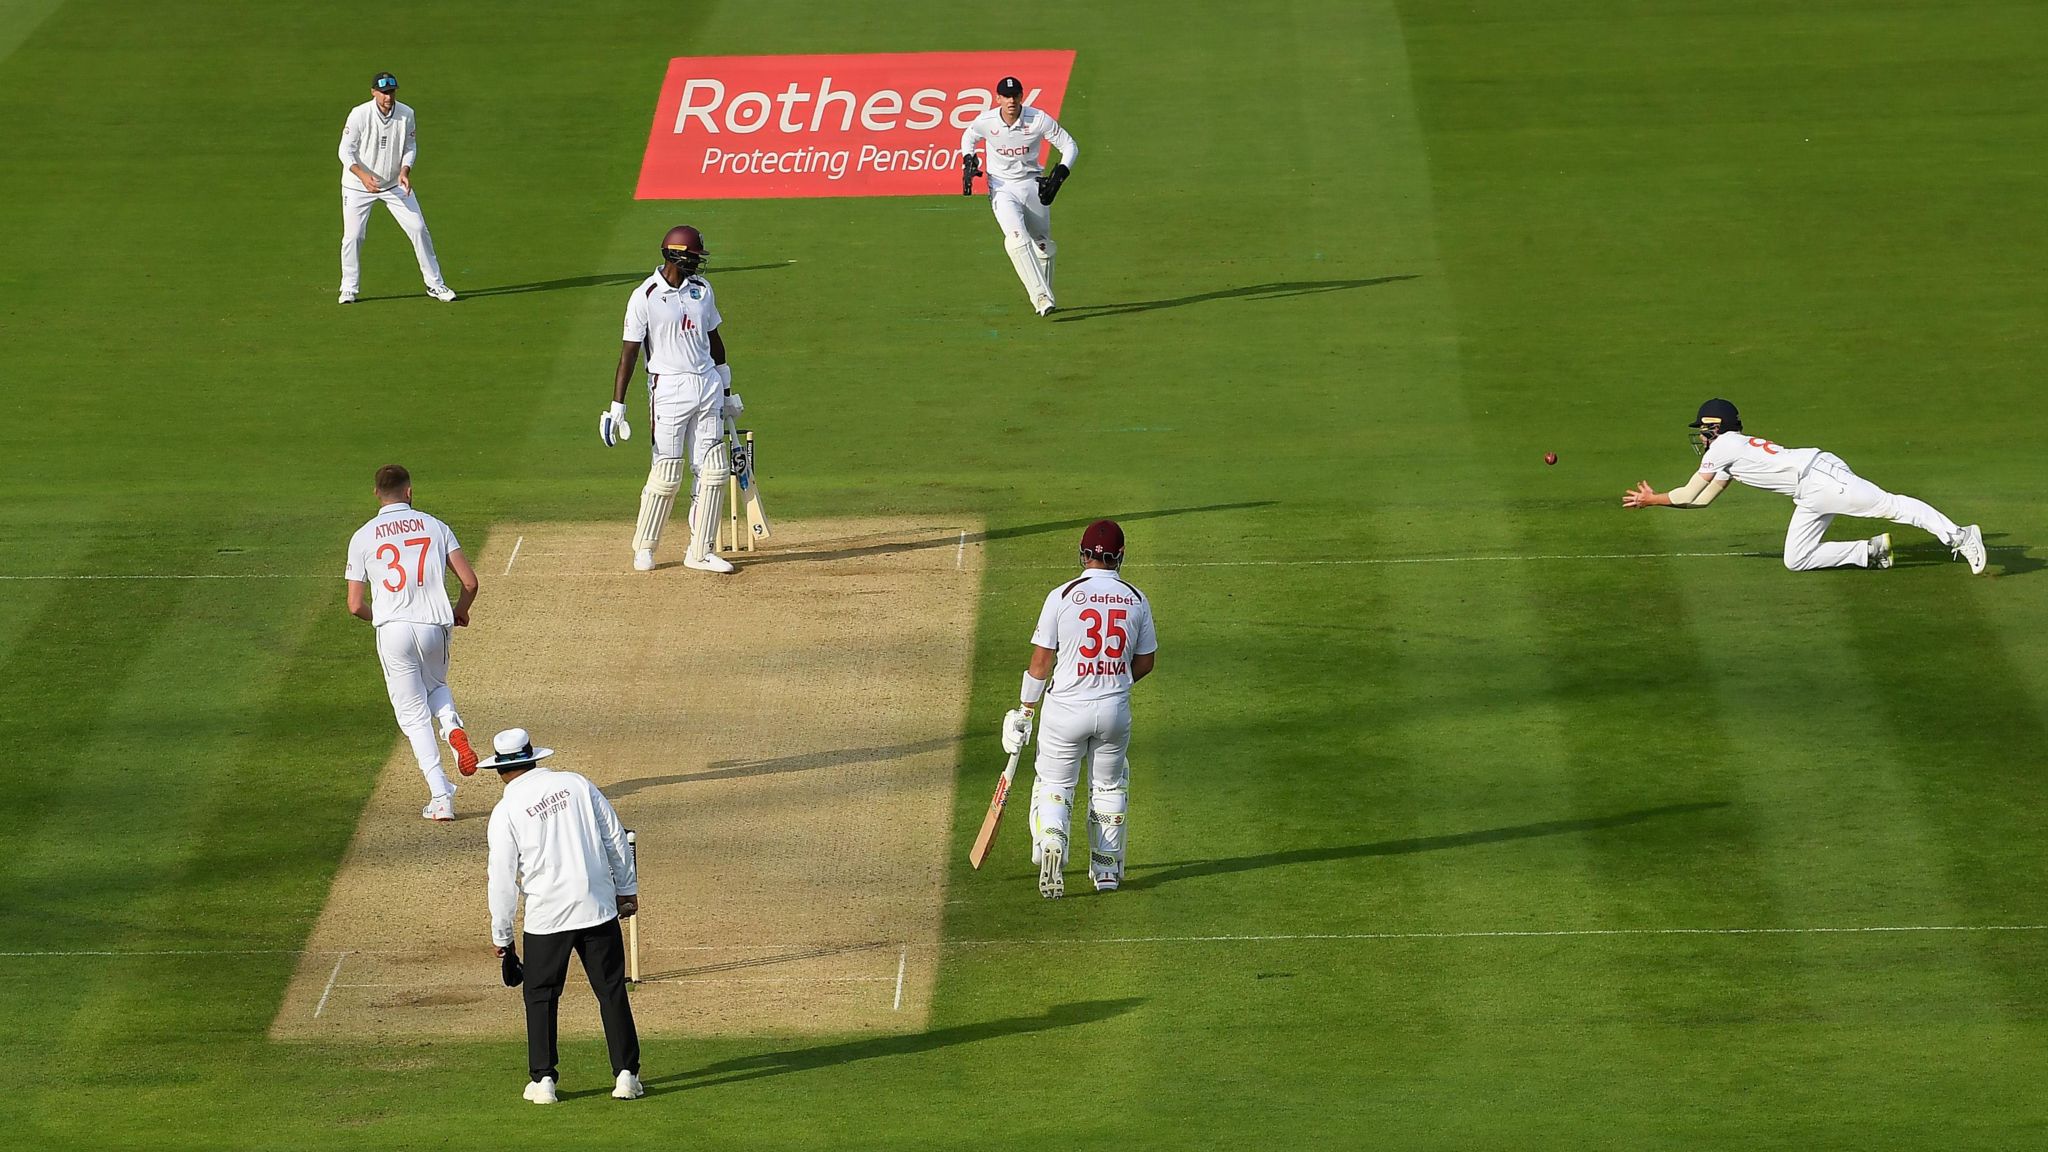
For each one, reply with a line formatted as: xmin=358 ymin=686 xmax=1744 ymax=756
xmin=272 ymin=517 xmax=983 ymax=1040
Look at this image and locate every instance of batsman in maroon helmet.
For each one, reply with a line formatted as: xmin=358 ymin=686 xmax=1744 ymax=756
xmin=1001 ymin=520 xmax=1158 ymax=898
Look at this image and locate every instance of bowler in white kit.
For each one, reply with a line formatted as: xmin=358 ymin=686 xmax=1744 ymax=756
xmin=600 ymin=225 xmax=744 ymax=573
xmin=337 ymin=72 xmax=456 ymax=304
xmin=960 ymin=75 xmax=1079 ymax=316
xmin=344 ymin=465 xmax=480 ymax=821
xmin=1002 ymin=520 xmax=1158 ymax=897
xmin=1623 ymin=398 xmax=1988 ymax=574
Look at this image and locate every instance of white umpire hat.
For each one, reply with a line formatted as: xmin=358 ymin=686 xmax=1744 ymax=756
xmin=477 ymin=728 xmax=554 ymax=771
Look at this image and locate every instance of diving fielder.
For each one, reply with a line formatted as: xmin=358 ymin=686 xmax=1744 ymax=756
xmin=1623 ymin=398 xmax=1988 ymax=574
xmin=344 ymin=465 xmax=480 ymax=822
xmin=960 ymin=75 xmax=1079 ymax=316
xmin=1002 ymin=521 xmax=1157 ymax=898
xmin=600 ymin=226 xmax=744 ymax=574
xmin=337 ymin=72 xmax=456 ymax=304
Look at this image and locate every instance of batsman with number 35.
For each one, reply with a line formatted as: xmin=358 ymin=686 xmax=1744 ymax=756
xmin=989 ymin=521 xmax=1157 ymax=899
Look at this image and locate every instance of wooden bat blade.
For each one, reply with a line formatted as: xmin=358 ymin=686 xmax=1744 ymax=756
xmin=968 ymin=754 xmax=1020 ymax=869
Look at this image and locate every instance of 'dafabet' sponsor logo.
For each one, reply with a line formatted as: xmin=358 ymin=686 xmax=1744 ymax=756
xmin=636 ymin=50 xmax=1076 ymax=200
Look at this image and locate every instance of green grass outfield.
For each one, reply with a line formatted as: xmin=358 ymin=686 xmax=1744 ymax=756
xmin=3 ymin=0 xmax=2046 ymax=1146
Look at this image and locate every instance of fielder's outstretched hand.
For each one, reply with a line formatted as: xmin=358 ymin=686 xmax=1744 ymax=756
xmin=1622 ymin=481 xmax=1659 ymax=508
xmin=1000 ymin=708 xmax=1035 ymax=755
xmin=600 ymin=400 xmax=633 ymax=447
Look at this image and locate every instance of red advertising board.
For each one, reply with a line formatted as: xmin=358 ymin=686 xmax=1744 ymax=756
xmin=635 ymin=51 xmax=1076 ymax=200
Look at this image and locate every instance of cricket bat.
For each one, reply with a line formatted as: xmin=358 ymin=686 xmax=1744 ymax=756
xmin=624 ymin=829 xmax=641 ymax=985
xmin=968 ymin=751 xmax=1021 ymax=870
xmin=738 ymin=429 xmax=771 ymax=543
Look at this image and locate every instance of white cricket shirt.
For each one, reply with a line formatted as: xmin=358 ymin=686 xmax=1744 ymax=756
xmin=623 ymin=270 xmax=722 ymax=378
xmin=488 ymin=767 xmax=638 ymax=946
xmin=1031 ymin=568 xmax=1157 ymax=704
xmin=961 ymin=105 xmax=1078 ymax=183
xmin=338 ymin=100 xmax=418 ymax=188
xmin=343 ymin=503 xmax=461 ymax=627
xmin=1697 ymin=432 xmax=1821 ymax=498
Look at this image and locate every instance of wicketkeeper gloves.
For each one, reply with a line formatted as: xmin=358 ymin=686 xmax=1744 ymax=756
xmin=1037 ymin=163 xmax=1069 ymax=205
xmin=961 ymin=153 xmax=982 ymax=195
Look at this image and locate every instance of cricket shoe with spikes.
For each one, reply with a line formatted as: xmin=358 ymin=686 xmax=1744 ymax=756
xmin=612 ymin=1071 xmax=644 ymax=1100
xmin=633 ymin=549 xmax=657 ymax=572
xmin=523 ymin=1076 xmax=557 ymax=1105
xmin=684 ymin=551 xmax=735 ymax=574
xmin=338 ymin=290 xmax=356 ymax=305
xmin=1869 ymin=533 xmax=1892 ymax=570
xmin=428 ymin=285 xmax=458 ymax=302
xmin=1954 ymin=525 xmax=1987 ymax=575
xmin=448 ymin=727 xmax=479 ymax=776
xmin=1038 ymin=843 xmax=1065 ymax=899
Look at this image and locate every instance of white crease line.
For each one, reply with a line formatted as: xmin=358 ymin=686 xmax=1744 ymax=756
xmin=334 ymin=975 xmax=895 ymax=988
xmin=313 ymin=952 xmax=348 ymax=1018
xmin=893 ymin=947 xmax=907 ymax=1011
xmin=503 ymin=535 xmax=524 ymax=575
xmin=956 ymin=531 xmax=966 ymax=571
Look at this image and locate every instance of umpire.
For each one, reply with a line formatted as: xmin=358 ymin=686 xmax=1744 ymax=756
xmin=483 ymin=728 xmax=644 ymax=1104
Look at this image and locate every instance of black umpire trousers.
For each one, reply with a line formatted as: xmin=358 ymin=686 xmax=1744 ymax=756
xmin=522 ymin=916 xmax=640 ymax=1083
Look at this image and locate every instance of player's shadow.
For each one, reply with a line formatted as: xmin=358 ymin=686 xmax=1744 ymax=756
xmin=1052 ymin=275 xmax=1418 ymax=322
xmin=742 ymin=502 xmax=1277 ymax=567
xmin=348 ymin=262 xmax=792 ymax=303
xmin=606 ymin=735 xmax=962 ymax=797
xmin=623 ymin=998 xmax=1145 ymax=1096
xmin=1122 ymin=801 xmax=1727 ymax=891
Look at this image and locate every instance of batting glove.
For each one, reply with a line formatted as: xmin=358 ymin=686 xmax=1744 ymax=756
xmin=1001 ymin=708 xmax=1035 ymax=755
xmin=600 ymin=401 xmax=632 ymax=447
xmin=724 ymin=391 xmax=745 ymax=418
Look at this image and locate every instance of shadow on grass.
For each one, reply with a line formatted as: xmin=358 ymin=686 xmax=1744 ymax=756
xmin=1123 ymin=802 xmax=1728 ymax=891
xmin=1052 ymin=275 xmax=1418 ymax=322
xmin=607 ymin=735 xmax=962 ymax=797
xmin=623 ymin=998 xmax=1145 ymax=1095
xmin=349 ymin=262 xmax=792 ymax=303
xmin=740 ymin=502 xmax=1277 ymax=567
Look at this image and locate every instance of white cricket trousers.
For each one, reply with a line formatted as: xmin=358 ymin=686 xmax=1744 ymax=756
xmin=649 ymin=373 xmax=724 ymax=469
xmin=1785 ymin=452 xmax=1964 ymax=570
xmin=375 ymin=620 xmax=463 ymax=799
xmin=987 ymin=175 xmax=1056 ymax=308
xmin=1031 ymin=695 xmax=1132 ymax=885
xmin=340 ymin=184 xmax=449 ymax=295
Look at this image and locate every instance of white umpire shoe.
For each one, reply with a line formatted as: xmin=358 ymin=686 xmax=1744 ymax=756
xmin=421 ymin=791 xmax=455 ymax=822
xmin=338 ymin=291 xmax=356 ymax=305
xmin=428 ymin=285 xmax=458 ymax=302
xmin=632 ymin=549 xmax=656 ymax=572
xmin=1870 ymin=533 xmax=1893 ymax=570
xmin=683 ymin=551 xmax=736 ymax=574
xmin=612 ymin=1070 xmax=645 ymax=1100
xmin=523 ymin=1076 xmax=558 ymax=1105
xmin=1039 ymin=843 xmax=1065 ymax=900
xmin=1955 ymin=525 xmax=1987 ymax=575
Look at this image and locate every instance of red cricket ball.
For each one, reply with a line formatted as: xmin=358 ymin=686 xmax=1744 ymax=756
xmin=1544 ymin=452 xmax=1558 ymax=465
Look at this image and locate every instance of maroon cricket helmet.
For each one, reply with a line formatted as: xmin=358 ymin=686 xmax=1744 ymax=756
xmin=1079 ymin=520 xmax=1124 ymax=565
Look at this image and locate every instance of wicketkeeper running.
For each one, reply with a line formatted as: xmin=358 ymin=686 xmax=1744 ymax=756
xmin=960 ymin=75 xmax=1079 ymax=316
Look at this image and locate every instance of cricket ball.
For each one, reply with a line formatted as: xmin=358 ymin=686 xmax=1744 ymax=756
xmin=1544 ymin=452 xmax=1558 ymax=465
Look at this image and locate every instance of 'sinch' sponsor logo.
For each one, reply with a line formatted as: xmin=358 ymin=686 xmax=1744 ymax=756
xmin=636 ymin=51 xmax=1076 ymax=200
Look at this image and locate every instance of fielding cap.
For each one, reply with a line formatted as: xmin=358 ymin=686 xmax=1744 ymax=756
xmin=996 ymin=76 xmax=1024 ymax=97
xmin=1080 ymin=519 xmax=1125 ymax=563
xmin=372 ymin=72 xmax=399 ymax=93
xmin=476 ymin=727 xmax=554 ymax=771
xmin=1689 ymin=397 xmax=1741 ymax=429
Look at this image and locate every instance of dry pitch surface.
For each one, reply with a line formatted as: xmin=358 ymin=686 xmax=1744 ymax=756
xmin=274 ymin=518 xmax=983 ymax=1040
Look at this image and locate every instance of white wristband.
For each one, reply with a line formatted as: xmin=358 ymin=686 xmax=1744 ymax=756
xmin=1020 ymin=672 xmax=1046 ymax=705
xmin=716 ymin=363 xmax=732 ymax=389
